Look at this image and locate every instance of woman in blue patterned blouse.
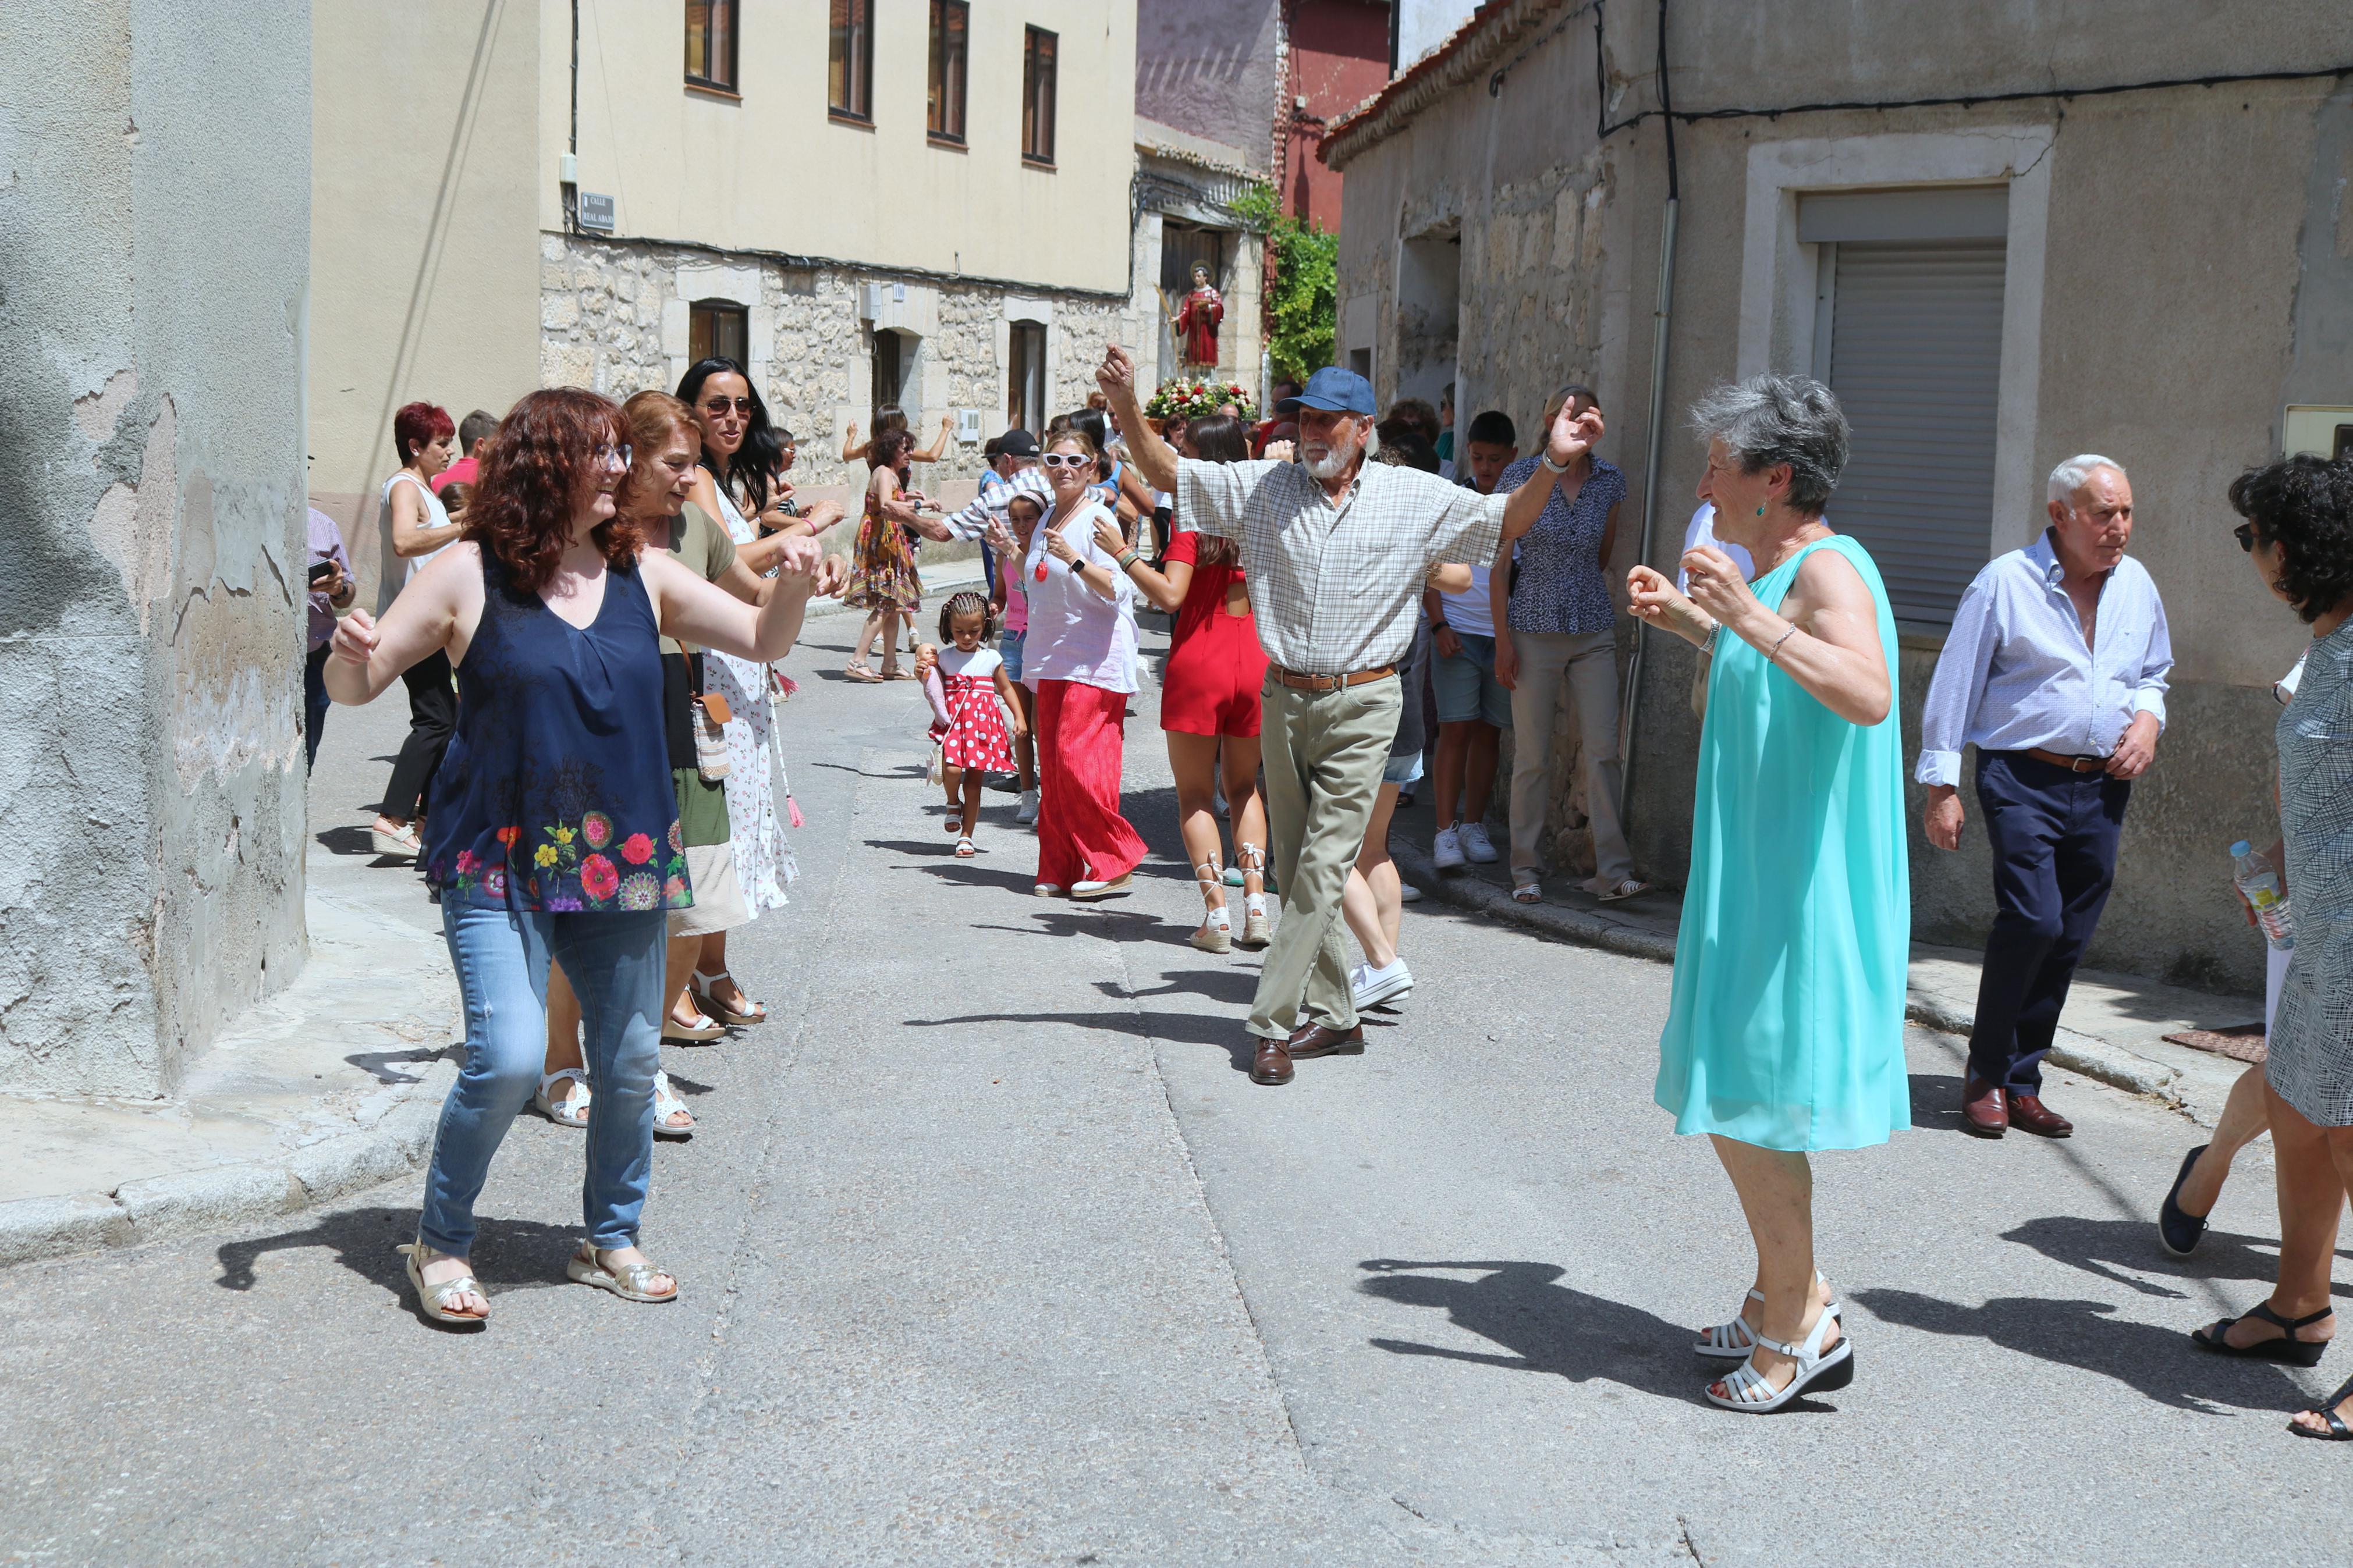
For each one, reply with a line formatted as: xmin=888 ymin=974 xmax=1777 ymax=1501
xmin=1491 ymin=385 xmax=1646 ymax=905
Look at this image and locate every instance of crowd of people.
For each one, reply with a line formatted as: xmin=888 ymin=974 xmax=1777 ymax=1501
xmin=307 ymin=333 xmax=2353 ymax=1439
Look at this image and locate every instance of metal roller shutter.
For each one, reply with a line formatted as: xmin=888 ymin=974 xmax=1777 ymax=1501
xmin=1823 ymin=238 xmax=2007 ymax=625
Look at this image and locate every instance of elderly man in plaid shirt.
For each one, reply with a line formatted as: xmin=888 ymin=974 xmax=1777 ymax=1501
xmin=1098 ymin=346 xmax=1596 ymax=1084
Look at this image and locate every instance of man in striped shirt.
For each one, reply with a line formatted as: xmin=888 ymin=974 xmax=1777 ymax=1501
xmin=1918 ymin=454 xmax=2172 ymax=1140
xmin=1098 ymin=346 xmax=1581 ymax=1084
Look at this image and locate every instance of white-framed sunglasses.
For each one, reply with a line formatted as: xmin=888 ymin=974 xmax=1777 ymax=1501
xmin=1039 ymin=452 xmax=1092 ymax=468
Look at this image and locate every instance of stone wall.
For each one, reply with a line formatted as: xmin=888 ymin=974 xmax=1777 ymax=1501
xmin=0 ymin=1 xmax=313 ymax=1094
xmin=540 ymin=234 xmax=1140 ymax=503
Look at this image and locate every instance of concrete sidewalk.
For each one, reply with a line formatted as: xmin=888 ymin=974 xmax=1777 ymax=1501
xmin=1387 ymin=805 xmax=2265 ymax=1130
xmin=0 ymin=697 xmax=462 ymax=1267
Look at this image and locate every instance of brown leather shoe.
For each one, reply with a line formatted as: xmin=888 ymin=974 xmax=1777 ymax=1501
xmin=1250 ymin=1036 xmax=1294 ymax=1085
xmin=2007 ymin=1093 xmax=2073 ymax=1139
xmin=1285 ymin=1021 xmax=1366 ymax=1058
xmin=1961 ymin=1076 xmax=2008 ymax=1138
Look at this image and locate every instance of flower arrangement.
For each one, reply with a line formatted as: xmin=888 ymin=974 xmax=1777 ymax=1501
xmin=1143 ymin=377 xmax=1256 ymax=424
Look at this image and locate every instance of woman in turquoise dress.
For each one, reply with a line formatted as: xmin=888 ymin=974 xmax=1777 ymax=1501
xmin=1623 ymin=374 xmax=1908 ymax=1413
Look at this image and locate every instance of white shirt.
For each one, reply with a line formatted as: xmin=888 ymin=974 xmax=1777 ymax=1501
xmin=1019 ymin=500 xmax=1137 ymax=693
xmin=375 ymin=471 xmax=454 ymax=612
xmin=1678 ymin=503 xmax=1755 ymax=588
xmin=938 ymin=645 xmax=1003 ymax=682
xmin=1436 ymin=564 xmax=1495 ymax=639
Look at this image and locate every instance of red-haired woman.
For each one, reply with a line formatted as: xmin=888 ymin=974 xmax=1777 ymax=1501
xmin=370 ymin=400 xmax=457 ymax=858
xmin=326 ymin=388 xmax=834 ymax=1328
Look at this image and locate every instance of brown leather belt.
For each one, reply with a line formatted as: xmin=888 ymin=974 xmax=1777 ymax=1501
xmin=2021 ymin=746 xmax=2108 ymax=774
xmin=1269 ymin=663 xmax=1396 ymax=693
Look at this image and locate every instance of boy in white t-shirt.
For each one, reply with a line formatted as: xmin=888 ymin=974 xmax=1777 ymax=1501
xmin=1422 ymin=410 xmax=1521 ymax=869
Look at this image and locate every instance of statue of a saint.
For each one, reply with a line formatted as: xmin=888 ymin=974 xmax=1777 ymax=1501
xmin=1173 ymin=263 xmax=1223 ymax=370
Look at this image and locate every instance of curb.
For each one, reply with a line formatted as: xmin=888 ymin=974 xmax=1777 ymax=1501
xmin=0 ymin=1057 xmax=456 ymax=1271
xmin=1393 ymin=844 xmax=2184 ymax=1105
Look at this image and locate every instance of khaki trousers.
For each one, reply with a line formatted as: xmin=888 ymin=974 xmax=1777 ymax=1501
xmin=1250 ymin=673 xmax=1401 ymax=1038
xmin=1506 ymin=629 xmax=1634 ymax=883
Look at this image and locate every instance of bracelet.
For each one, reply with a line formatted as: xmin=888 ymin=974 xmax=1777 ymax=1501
xmin=1766 ymin=624 xmax=1798 ymax=664
xmin=1702 ymin=622 xmax=1719 ymax=656
xmin=1115 ymin=550 xmax=1140 ymax=571
xmin=1428 ymin=619 xmax=1449 ymax=633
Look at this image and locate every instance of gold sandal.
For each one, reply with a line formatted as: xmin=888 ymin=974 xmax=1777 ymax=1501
xmin=566 ymin=1244 xmax=679 ymax=1303
xmin=398 ymin=1242 xmax=488 ymax=1328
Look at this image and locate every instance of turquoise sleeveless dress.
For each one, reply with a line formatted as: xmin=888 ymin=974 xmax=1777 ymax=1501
xmin=1653 ymin=535 xmax=1911 ymax=1151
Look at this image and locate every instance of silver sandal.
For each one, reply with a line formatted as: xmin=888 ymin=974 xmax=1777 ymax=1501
xmin=566 ymin=1244 xmax=679 ymax=1303
xmin=398 ymin=1241 xmax=488 ymax=1328
xmin=1695 ymin=1274 xmax=1841 ymax=1361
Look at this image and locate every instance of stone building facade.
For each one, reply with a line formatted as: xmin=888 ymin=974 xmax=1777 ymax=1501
xmin=1326 ymin=0 xmax=2353 ymax=994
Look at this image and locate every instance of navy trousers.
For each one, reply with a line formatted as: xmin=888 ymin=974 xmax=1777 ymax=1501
xmin=1965 ymin=751 xmax=2132 ymax=1093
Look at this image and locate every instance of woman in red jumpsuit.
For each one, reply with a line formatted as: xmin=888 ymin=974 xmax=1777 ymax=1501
xmin=1094 ymin=415 xmax=1270 ymax=954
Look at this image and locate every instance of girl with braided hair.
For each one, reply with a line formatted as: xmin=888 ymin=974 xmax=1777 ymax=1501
xmin=915 ymin=591 xmax=1025 ymax=858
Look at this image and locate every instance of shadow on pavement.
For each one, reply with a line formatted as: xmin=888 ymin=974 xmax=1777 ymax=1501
xmin=1356 ymin=1260 xmax=1729 ymax=1406
xmin=1851 ymin=1286 xmax=2316 ymax=1413
xmin=344 ymin=1046 xmax=450 ymax=1085
xmin=214 ymin=1206 xmax=584 ymax=1314
xmin=1997 ymin=1214 xmax=2351 ymax=1302
xmin=1907 ymin=1071 xmax=1969 ymax=1133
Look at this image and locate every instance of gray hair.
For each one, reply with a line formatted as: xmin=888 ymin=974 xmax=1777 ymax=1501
xmin=1687 ymin=374 xmax=1850 ymax=515
xmin=2047 ymin=453 xmax=2124 ymax=504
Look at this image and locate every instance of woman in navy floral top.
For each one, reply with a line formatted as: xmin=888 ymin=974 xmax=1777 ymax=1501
xmin=1491 ymin=385 xmax=1648 ymax=905
xmin=326 ymin=388 xmax=839 ymax=1328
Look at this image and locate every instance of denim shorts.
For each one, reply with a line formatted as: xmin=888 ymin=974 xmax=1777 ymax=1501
xmin=1383 ymin=748 xmax=1424 ymax=787
xmin=1432 ymin=632 xmax=1513 ymax=728
xmin=999 ymin=628 xmax=1025 ymax=683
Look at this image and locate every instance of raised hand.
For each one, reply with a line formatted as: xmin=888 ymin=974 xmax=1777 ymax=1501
xmin=812 ymin=557 xmax=849 ymax=597
xmin=1546 ymin=401 xmax=1606 ymax=466
xmin=1677 ymin=544 xmax=1758 ymax=628
xmin=1096 ymin=343 xmax=1137 ymax=400
xmin=1626 ymin=563 xmax=1708 ymax=645
xmin=775 ymin=534 xmax=825 ymax=578
xmin=1092 ymin=514 xmax=1127 ymax=559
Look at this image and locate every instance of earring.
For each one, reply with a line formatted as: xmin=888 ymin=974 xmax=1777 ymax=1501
xmin=1755 ymin=503 xmax=1766 ymax=516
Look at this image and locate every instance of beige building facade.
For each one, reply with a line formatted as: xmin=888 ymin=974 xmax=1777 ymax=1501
xmin=313 ymin=0 xmax=1143 ymax=594
xmin=1326 ymin=0 xmax=2353 ymax=994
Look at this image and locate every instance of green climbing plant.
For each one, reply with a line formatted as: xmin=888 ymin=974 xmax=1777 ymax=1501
xmin=1233 ymin=182 xmax=1337 ymax=386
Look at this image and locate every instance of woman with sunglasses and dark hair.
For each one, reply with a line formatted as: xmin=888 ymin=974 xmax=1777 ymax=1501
xmin=325 ymin=387 xmax=831 ymax=1328
xmin=2189 ymin=456 xmax=2353 ymax=1440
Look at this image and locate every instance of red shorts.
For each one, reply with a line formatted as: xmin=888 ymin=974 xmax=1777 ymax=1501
xmin=1160 ymin=617 xmax=1266 ymax=737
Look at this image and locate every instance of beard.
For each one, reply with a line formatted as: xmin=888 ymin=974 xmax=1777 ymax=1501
xmin=1301 ymin=440 xmax=1354 ymax=481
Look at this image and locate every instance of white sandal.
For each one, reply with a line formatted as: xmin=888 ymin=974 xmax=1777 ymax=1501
xmin=398 ymin=1241 xmax=488 ymax=1327
xmin=651 ymin=1069 xmax=694 ymax=1140
xmin=1706 ymin=1308 xmax=1853 ymax=1412
xmin=566 ymin=1244 xmax=679 ymax=1303
xmin=533 ymin=1068 xmax=591 ymax=1129
xmin=1596 ymin=877 xmax=1653 ymax=902
xmin=955 ymin=834 xmax=978 ymax=859
xmin=1190 ymin=861 xmax=1233 ymax=954
xmin=1695 ymin=1275 xmax=1843 ymax=1361
xmin=691 ymin=967 xmax=766 ymax=1025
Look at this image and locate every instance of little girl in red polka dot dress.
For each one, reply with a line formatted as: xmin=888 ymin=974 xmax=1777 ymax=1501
xmin=915 ymin=591 xmax=1026 ymax=858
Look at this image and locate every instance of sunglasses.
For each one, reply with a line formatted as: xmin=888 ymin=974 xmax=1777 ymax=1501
xmin=1039 ymin=452 xmax=1092 ymax=468
xmin=702 ymin=397 xmax=752 ymax=416
xmin=2234 ymin=522 xmax=2259 ymax=552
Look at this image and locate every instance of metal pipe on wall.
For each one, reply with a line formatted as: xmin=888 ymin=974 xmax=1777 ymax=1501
xmin=1617 ymin=0 xmax=1681 ymax=791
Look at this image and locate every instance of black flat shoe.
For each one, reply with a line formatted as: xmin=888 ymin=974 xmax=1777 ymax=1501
xmin=2159 ymin=1143 xmax=2210 ymax=1257
xmin=2291 ymin=1375 xmax=2353 ymax=1441
xmin=2191 ymin=1300 xmax=2333 ymax=1367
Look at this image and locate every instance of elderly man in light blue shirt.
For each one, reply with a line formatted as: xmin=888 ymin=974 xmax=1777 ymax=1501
xmin=1918 ymin=454 xmax=2173 ymax=1140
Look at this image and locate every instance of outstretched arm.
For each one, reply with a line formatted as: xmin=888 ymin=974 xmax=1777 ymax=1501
xmin=1095 ymin=344 xmax=1178 ymax=493
xmin=1499 ymin=403 xmax=1606 ymax=543
xmin=645 ymin=538 xmax=829 ymax=663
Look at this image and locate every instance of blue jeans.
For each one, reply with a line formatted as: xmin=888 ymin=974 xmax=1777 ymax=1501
xmin=303 ymin=642 xmax=332 ymax=771
xmin=418 ymin=904 xmax=668 ymax=1257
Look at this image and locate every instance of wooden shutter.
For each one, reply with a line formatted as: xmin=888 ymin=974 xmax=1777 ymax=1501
xmin=1821 ymin=237 xmax=2007 ymax=625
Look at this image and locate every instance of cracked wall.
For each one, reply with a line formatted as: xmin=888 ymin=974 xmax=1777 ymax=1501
xmin=0 ymin=1 xmax=312 ymax=1094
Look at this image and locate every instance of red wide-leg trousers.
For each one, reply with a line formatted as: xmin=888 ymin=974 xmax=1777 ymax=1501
xmin=1034 ymin=678 xmax=1146 ymax=888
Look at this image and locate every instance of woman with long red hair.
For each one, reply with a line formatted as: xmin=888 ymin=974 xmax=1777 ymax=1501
xmin=326 ymin=387 xmax=833 ymax=1328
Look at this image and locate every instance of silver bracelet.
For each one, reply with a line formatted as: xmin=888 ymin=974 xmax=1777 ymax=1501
xmin=1702 ymin=622 xmax=1720 ymax=656
xmin=1766 ymin=624 xmax=1798 ymax=664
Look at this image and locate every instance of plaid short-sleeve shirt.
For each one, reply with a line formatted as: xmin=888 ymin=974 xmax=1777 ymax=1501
xmin=1174 ymin=457 xmax=1509 ymax=675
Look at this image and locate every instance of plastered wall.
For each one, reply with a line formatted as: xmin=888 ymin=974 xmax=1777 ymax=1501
xmin=0 ymin=1 xmax=313 ymax=1094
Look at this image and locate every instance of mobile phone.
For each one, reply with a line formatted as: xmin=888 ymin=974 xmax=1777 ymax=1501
xmin=307 ymin=559 xmax=338 ymax=585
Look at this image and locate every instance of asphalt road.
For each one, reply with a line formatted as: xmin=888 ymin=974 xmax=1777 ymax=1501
xmin=2 ymin=611 xmax=2342 ymax=1566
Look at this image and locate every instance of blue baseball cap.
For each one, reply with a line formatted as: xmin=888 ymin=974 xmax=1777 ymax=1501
xmin=1276 ymin=367 xmax=1376 ymax=418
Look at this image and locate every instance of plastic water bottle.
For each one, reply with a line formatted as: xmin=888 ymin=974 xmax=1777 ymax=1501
xmin=2231 ymin=841 xmax=2295 ymax=951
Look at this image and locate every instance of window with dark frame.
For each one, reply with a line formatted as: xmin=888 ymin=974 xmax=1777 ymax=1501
xmin=829 ymin=0 xmax=873 ymax=122
xmin=1021 ymin=27 xmax=1057 ymax=166
xmin=928 ymin=1 xmax=968 ymax=144
xmin=688 ymin=300 xmax=748 ymax=369
xmin=685 ymin=0 xmax=737 ymax=94
xmin=1008 ymin=321 xmax=1046 ymax=436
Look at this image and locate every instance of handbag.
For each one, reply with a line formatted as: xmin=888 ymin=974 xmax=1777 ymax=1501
xmin=689 ymin=653 xmax=732 ymax=781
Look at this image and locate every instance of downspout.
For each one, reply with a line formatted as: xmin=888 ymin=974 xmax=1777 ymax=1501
xmin=562 ymin=0 xmax=580 ymax=232
xmin=1618 ymin=0 xmax=1679 ymax=780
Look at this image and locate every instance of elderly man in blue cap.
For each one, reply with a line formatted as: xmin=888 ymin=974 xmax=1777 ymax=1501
xmin=1098 ymin=345 xmax=1596 ymax=1083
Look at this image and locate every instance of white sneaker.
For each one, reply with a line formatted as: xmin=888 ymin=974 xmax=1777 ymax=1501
xmin=1399 ymin=881 xmax=1425 ymax=904
xmin=1433 ymin=824 xmax=1465 ymax=870
xmin=1354 ymin=959 xmax=1415 ymax=1011
xmin=1016 ymin=788 xmax=1039 ymax=823
xmin=1460 ymin=822 xmax=1499 ymax=863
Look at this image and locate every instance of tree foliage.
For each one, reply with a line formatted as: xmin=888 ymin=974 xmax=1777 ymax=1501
xmin=1233 ymin=183 xmax=1337 ymax=386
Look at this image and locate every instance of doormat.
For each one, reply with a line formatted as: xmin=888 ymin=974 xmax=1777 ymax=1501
xmin=2161 ymin=1023 xmax=2266 ymax=1064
